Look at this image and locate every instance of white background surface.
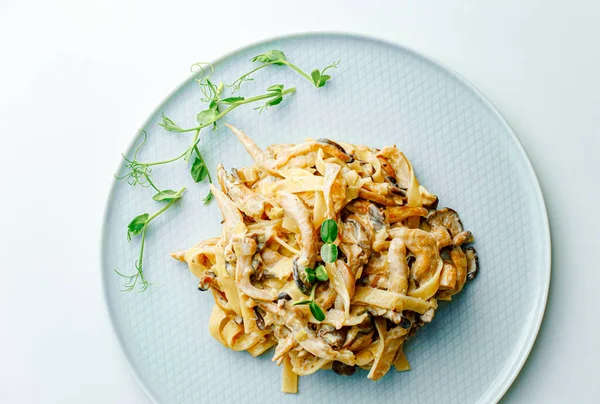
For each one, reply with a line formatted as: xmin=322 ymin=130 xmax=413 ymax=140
xmin=1 ymin=1 xmax=598 ymax=403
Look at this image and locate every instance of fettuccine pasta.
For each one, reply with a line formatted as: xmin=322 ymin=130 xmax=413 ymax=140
xmin=172 ymin=125 xmax=479 ymax=393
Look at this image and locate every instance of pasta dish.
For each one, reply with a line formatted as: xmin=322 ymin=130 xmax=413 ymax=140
xmin=172 ymin=124 xmax=478 ymax=393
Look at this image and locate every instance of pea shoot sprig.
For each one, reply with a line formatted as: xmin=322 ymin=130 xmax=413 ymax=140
xmin=292 ymin=219 xmax=339 ymax=321
xmin=115 ymin=187 xmax=186 ymax=292
xmin=115 ymin=50 xmax=340 ymax=292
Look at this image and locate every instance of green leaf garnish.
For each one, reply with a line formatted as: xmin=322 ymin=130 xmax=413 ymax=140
xmin=152 ymin=189 xmax=183 ymax=202
xmin=309 ymin=301 xmax=325 ymax=321
xmin=292 ymin=299 xmax=312 ymax=306
xmin=304 ymin=267 xmax=316 ymax=284
xmin=127 ymin=213 xmax=149 ymax=241
xmin=315 ymin=265 xmax=328 ymax=282
xmin=191 ymin=157 xmax=209 ymax=183
xmin=250 ymin=50 xmax=287 ymax=65
xmin=220 ymin=96 xmax=245 ymax=104
xmin=320 ymin=219 xmax=338 ymax=243
xmin=321 ymin=243 xmax=338 ymax=263
xmin=117 ymin=188 xmax=186 ymax=292
xmin=196 ymin=109 xmax=219 ymax=126
xmin=267 ymin=84 xmax=284 ymax=93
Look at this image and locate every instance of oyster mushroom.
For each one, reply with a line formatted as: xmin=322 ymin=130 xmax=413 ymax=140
xmin=315 ymin=138 xmax=354 ymax=163
xmin=339 ymin=216 xmax=373 ymax=275
xmin=317 ymin=324 xmax=347 ymax=349
xmin=217 ymin=164 xmax=265 ymax=219
xmin=332 ymin=361 xmax=356 ymax=376
xmin=225 ymin=124 xmax=279 ymax=176
xmin=464 ymin=246 xmax=479 ymax=281
xmin=437 ymin=246 xmax=468 ymax=299
xmin=385 ymin=206 xmax=428 ymax=224
xmin=277 ymin=192 xmax=318 ymax=270
xmin=419 ymin=186 xmax=439 ymax=210
xmin=427 ymin=208 xmax=472 ymax=246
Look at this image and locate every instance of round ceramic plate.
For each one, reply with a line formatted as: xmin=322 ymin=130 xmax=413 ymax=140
xmin=102 ymin=33 xmax=550 ymax=404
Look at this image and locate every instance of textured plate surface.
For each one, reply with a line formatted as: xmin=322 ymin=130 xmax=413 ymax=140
xmin=102 ymin=33 xmax=550 ymax=404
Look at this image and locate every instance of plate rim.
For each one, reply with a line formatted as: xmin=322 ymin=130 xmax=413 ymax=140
xmin=99 ymin=31 xmax=551 ymax=404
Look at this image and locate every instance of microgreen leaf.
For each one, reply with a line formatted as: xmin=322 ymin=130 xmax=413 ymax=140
xmin=196 ymin=109 xmax=218 ymax=126
xmin=220 ymin=96 xmax=245 ymax=104
xmin=266 ymin=96 xmax=283 ymax=106
xmin=304 ymin=267 xmax=316 ymax=284
xmin=267 ymin=84 xmax=284 ymax=93
xmin=159 ymin=113 xmax=185 ymax=133
xmin=320 ymin=219 xmax=338 ymax=243
xmin=311 ymin=69 xmax=321 ymax=85
xmin=315 ymin=74 xmax=332 ymax=88
xmin=127 ymin=214 xmax=148 ymax=241
xmin=152 ymin=189 xmax=183 ymax=202
xmin=250 ymin=50 xmax=287 ymax=65
xmin=309 ymin=301 xmax=325 ymax=321
xmin=191 ymin=157 xmax=209 ymax=183
xmin=292 ymin=299 xmax=312 ymax=306
xmin=321 ymin=243 xmax=338 ymax=263
xmin=315 ymin=265 xmax=329 ymax=282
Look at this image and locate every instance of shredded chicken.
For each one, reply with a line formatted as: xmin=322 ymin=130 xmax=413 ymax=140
xmin=173 ymin=126 xmax=478 ymax=391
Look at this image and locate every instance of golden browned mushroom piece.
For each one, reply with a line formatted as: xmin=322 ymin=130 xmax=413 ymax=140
xmin=225 ymin=124 xmax=280 ymax=176
xmin=464 ymin=246 xmax=479 ymax=281
xmin=272 ymin=139 xmax=354 ymax=168
xmin=338 ymin=216 xmax=372 ymax=275
xmin=217 ymin=164 xmax=265 ymax=219
xmin=427 ymin=208 xmax=472 ymax=246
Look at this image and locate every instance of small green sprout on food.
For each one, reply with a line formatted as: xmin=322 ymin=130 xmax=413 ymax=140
xmin=320 ymin=219 xmax=339 ymax=263
xmin=115 ymin=187 xmax=186 ymax=292
xmin=292 ymin=219 xmax=340 ymax=320
xmin=293 ymin=284 xmax=326 ymax=322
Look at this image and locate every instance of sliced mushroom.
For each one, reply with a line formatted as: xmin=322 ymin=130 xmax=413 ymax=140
xmin=339 ymin=216 xmax=372 ymax=275
xmin=234 ymin=237 xmax=277 ymax=301
xmin=451 ymin=246 xmax=468 ymax=294
xmin=419 ymin=185 xmax=439 ymax=210
xmin=197 ymin=271 xmax=217 ymax=291
xmin=277 ymin=191 xmax=318 ymax=270
xmin=254 ymin=306 xmax=266 ymax=330
xmin=332 ymin=361 xmax=356 ymax=376
xmin=453 ymin=230 xmax=474 ymax=246
xmin=358 ymin=188 xmax=398 ymax=206
xmin=385 ymin=206 xmax=428 ymax=224
xmin=316 ymin=138 xmax=354 ymax=163
xmin=427 ymin=207 xmax=471 ymax=246
xmin=317 ymin=324 xmax=347 ymax=349
xmin=292 ymin=257 xmax=311 ymax=296
xmin=225 ymin=124 xmax=280 ymax=176
xmin=464 ymin=246 xmax=479 ymax=281
xmin=210 ymin=185 xmax=245 ymax=236
xmin=217 ymin=164 xmax=265 ymax=219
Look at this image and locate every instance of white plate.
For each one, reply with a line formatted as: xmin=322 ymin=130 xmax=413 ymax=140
xmin=102 ymin=33 xmax=550 ymax=404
